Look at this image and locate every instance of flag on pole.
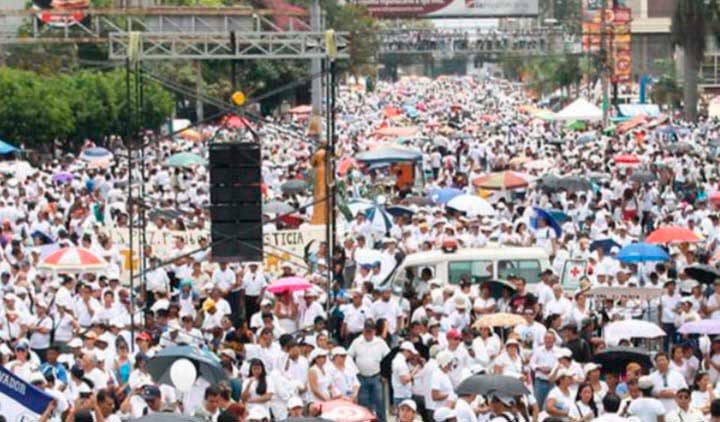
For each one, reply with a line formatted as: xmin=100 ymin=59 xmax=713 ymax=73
xmin=0 ymin=364 xmax=53 ymax=420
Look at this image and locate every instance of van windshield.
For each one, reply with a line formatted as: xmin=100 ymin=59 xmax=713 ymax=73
xmin=497 ymin=260 xmax=541 ymax=284
xmin=448 ymin=260 xmax=493 ymax=284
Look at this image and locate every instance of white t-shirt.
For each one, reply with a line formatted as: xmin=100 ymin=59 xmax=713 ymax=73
xmin=455 ymin=398 xmax=478 ymax=422
xmin=243 ymin=272 xmax=267 ymax=296
xmin=426 ymin=368 xmax=455 ymax=410
xmin=546 ymin=386 xmax=574 ymax=415
xmin=628 ymin=397 xmax=665 ymax=422
xmin=391 ymin=353 xmax=413 ymax=399
xmin=649 ymin=369 xmax=688 ymax=411
xmin=569 ymin=401 xmax=595 ymax=421
xmin=29 ymin=315 xmax=53 ymax=350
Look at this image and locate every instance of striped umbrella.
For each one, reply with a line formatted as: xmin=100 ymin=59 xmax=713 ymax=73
xmin=79 ymin=147 xmax=113 ymax=162
xmin=366 ymin=205 xmax=394 ymax=234
xmin=472 ymin=171 xmax=529 ymax=190
xmin=39 ymin=247 xmax=108 ymax=273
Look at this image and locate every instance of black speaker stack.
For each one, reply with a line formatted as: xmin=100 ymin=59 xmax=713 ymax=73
xmin=209 ymin=142 xmax=263 ymax=262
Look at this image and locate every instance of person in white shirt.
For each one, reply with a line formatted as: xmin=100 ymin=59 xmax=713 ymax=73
xmin=659 ymin=280 xmax=682 ymax=351
xmin=369 ymin=287 xmax=402 ymax=335
xmin=596 ymin=393 xmax=640 ymax=422
xmin=426 ymin=351 xmax=457 ymax=413
xmin=530 ymin=331 xmax=559 ymax=410
xmin=298 ymin=290 xmax=327 ymax=330
xmin=649 ymin=352 xmax=688 ymax=412
xmin=392 ymin=341 xmax=421 ymax=406
xmin=666 ymin=388 xmax=703 ymax=422
xmin=626 ymin=376 xmax=665 ymax=422
xmin=212 ymin=262 xmax=236 ymax=294
xmin=348 ymin=319 xmax=390 ymax=422
xmin=242 ymin=263 xmax=267 ymax=320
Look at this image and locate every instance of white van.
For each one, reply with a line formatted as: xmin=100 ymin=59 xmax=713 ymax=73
xmin=389 ymin=246 xmax=552 ymax=295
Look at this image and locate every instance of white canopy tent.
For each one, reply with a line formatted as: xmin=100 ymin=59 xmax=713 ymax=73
xmin=553 ymin=98 xmax=603 ymax=122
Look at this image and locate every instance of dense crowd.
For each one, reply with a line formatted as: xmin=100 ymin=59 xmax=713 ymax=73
xmin=2 ymin=75 xmax=720 ymax=422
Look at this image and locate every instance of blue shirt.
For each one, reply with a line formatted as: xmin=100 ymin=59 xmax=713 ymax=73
xmin=41 ymin=362 xmax=68 ymax=385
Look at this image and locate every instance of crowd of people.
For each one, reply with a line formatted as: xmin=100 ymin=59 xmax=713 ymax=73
xmin=2 ymin=74 xmax=720 ymax=422
xmin=380 ymin=29 xmax=554 ymax=53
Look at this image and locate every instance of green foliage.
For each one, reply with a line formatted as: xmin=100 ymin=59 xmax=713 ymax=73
xmin=327 ymin=4 xmax=379 ymax=76
xmin=650 ymin=59 xmax=682 ymax=109
xmin=521 ymin=54 xmax=582 ymax=97
xmin=0 ymin=68 xmax=173 ymax=148
xmin=499 ymin=53 xmax=528 ymax=81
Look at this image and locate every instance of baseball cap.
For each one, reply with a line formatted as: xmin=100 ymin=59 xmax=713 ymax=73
xmin=638 ymin=376 xmax=654 ymax=389
xmin=446 ymin=329 xmax=461 ymax=340
xmin=287 ymin=396 xmax=304 ymax=409
xmin=141 ymin=384 xmax=161 ymax=401
xmin=399 ymin=341 xmax=418 ymax=355
xmin=433 ymin=407 xmax=457 ymax=422
xmin=399 ymin=399 xmax=417 ymax=412
xmin=436 ymin=351 xmax=454 ymax=368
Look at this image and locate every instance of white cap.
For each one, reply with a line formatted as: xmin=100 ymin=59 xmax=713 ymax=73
xmin=638 ymin=376 xmax=654 ymax=389
xmin=436 ymin=350 xmax=455 ymax=368
xmin=399 ymin=399 xmax=417 ymax=412
xmin=555 ymin=348 xmax=573 ymax=359
xmin=331 ymin=346 xmax=347 ymax=357
xmin=287 ymin=396 xmax=304 ymax=409
xmin=433 ymin=407 xmax=457 ymax=422
xmin=67 ymin=338 xmax=83 ymax=348
xmin=29 ymin=372 xmax=45 ymax=384
xmin=309 ymin=348 xmax=328 ymax=363
xmin=399 ymin=341 xmax=418 ymax=355
xmin=248 ymin=406 xmax=270 ymax=420
xmin=584 ymin=362 xmax=601 ymax=374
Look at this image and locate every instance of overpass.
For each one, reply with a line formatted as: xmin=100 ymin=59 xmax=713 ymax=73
xmin=0 ymin=7 xmax=349 ymax=60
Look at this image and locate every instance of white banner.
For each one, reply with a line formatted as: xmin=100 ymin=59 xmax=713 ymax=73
xmin=263 ymin=226 xmax=326 ymax=273
xmin=0 ymin=364 xmax=53 ymax=421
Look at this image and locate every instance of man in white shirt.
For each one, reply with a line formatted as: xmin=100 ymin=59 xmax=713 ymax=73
xmin=426 ymin=351 xmax=457 ymax=413
xmin=659 ymin=280 xmax=682 ymax=351
xmin=348 ymin=319 xmax=390 ymax=422
xmin=392 ymin=341 xmax=420 ymax=406
xmin=298 ymin=290 xmax=326 ymax=329
xmin=369 ymin=287 xmax=402 ymax=335
xmin=242 ymin=263 xmax=267 ymax=319
xmin=594 ymin=393 xmax=640 ymax=422
xmin=627 ymin=376 xmax=665 ymax=422
xmin=341 ymin=290 xmax=368 ymax=345
xmin=649 ymin=352 xmax=688 ymax=412
xmin=530 ymin=331 xmax=559 ymax=410
xmin=666 ymin=388 xmax=703 ymax=422
xmin=212 ymin=262 xmax=236 ymax=294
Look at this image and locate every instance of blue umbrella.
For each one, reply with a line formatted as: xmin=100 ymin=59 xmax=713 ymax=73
xmin=0 ymin=139 xmax=19 ymax=154
xmin=365 ymin=205 xmax=394 ymax=234
xmin=427 ymin=188 xmax=463 ymax=204
xmin=590 ymin=238 xmax=621 ymax=254
xmin=616 ymin=242 xmax=669 ymax=263
xmin=576 ymin=132 xmax=596 ymax=145
xmin=657 ymin=125 xmax=676 ymax=135
xmin=530 ymin=207 xmax=562 ymax=237
xmin=548 ymin=209 xmax=570 ymax=224
xmin=386 ymin=205 xmax=415 ymax=218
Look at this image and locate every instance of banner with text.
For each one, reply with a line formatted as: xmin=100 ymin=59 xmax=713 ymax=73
xmin=263 ymin=226 xmax=326 ymax=274
xmin=357 ymin=0 xmax=538 ymax=19
xmin=0 ymin=363 xmax=53 ymax=421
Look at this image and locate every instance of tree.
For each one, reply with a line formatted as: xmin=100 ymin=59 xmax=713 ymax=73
xmin=671 ymin=0 xmax=720 ymax=122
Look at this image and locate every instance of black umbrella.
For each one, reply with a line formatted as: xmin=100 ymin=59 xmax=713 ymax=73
xmin=590 ymin=238 xmax=620 ymax=254
xmin=148 ymin=208 xmax=183 ymax=220
xmin=557 ymin=176 xmax=593 ymax=193
xmin=629 ymin=171 xmax=657 ymax=184
xmin=455 ymin=374 xmax=530 ymax=396
xmin=148 ymin=345 xmax=226 ymax=385
xmin=668 ymin=142 xmax=694 ymax=153
xmin=131 ymin=413 xmax=200 ymax=422
xmin=281 ymin=179 xmax=308 ymax=194
xmin=684 ymin=264 xmax=720 ymax=284
xmin=402 ymin=196 xmax=435 ymax=206
xmin=593 ymin=347 xmax=653 ymax=373
xmin=537 ymin=174 xmax=562 ymax=192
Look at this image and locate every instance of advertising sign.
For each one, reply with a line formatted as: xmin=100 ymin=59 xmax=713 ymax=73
xmin=32 ymin=0 xmax=90 ymax=28
xmin=357 ymin=0 xmax=539 ymax=19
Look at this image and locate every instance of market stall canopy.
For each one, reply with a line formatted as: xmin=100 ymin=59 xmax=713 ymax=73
xmin=553 ymin=98 xmax=602 ymax=122
xmin=355 ymin=145 xmax=422 ymax=164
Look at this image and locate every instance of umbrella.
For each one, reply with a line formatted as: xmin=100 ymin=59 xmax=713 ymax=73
xmin=165 ymin=152 xmax=205 ymax=167
xmin=0 ymin=139 xmax=19 ymax=154
xmin=524 ymin=158 xmax=554 ymax=170
xmin=710 ymin=191 xmax=720 ymax=205
xmin=536 ymin=174 xmax=563 ymax=192
xmin=320 ymin=399 xmax=375 ymax=422
xmin=556 ymin=176 xmax=593 ymax=192
xmin=576 ymin=132 xmax=596 ymax=145
xmin=267 ymin=276 xmax=312 ymax=294
xmin=52 ymin=172 xmax=74 ymax=183
xmin=179 ymin=129 xmax=204 ymax=142
xmin=366 ymin=205 xmax=394 ymax=234
xmin=668 ymin=142 xmax=694 ymax=153
xmin=264 ymin=201 xmax=295 ymax=214
xmin=221 ymin=114 xmax=252 ymax=129
xmin=604 ymin=320 xmax=665 ymax=341
xmin=347 ymin=199 xmax=375 ymax=217
xmin=646 ymin=226 xmax=700 ymax=244
xmin=473 ymin=313 xmax=526 ymax=329
xmin=593 ymin=347 xmax=653 ymax=373
xmin=281 ymin=180 xmax=308 ymax=194
xmin=630 ymin=170 xmax=657 ymax=184
xmin=31 ymin=230 xmax=54 ymax=244
xmin=548 ymin=209 xmax=570 ymax=224
xmin=428 ymin=188 xmax=463 ymax=205
xmin=288 ymin=105 xmax=312 ymax=114
xmin=684 ymin=264 xmax=720 ymax=284
xmin=131 ymin=414 xmax=200 ymax=422
xmin=0 ymin=160 xmax=36 ymax=178
xmin=79 ymin=147 xmax=113 ymax=162
xmin=678 ymin=320 xmax=720 ymax=335
xmin=455 ymin=374 xmax=530 ymax=396
xmin=530 ymin=207 xmax=562 ymax=237
xmin=472 ymin=171 xmax=529 ymax=190
xmin=613 ymin=154 xmax=641 ymax=165
xmin=355 ymin=146 xmax=422 ymax=164
xmin=386 ymin=205 xmax=415 ymax=218
xmin=566 ymin=120 xmax=586 ymax=131
xmin=39 ymin=247 xmax=108 ymax=273
xmin=446 ymin=194 xmax=496 ymax=217
xmin=589 ymin=238 xmax=620 ymax=254
xmin=337 ymin=157 xmax=357 ymax=175
xmin=148 ymin=345 xmax=225 ymax=385
xmin=615 ymin=243 xmax=669 ymax=263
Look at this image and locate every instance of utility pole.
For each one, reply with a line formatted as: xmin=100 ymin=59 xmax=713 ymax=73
xmin=600 ymin=0 xmax=609 ymax=126
xmin=310 ymin=0 xmax=322 ymax=138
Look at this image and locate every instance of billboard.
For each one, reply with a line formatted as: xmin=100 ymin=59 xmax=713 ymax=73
xmin=32 ymin=0 xmax=90 ymax=28
xmin=581 ymin=1 xmax=632 ymax=84
xmin=357 ymin=0 xmax=539 ymax=19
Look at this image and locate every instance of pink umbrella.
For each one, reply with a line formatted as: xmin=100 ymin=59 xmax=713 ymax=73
xmin=678 ymin=320 xmax=720 ymax=335
xmin=266 ymin=276 xmax=312 ymax=294
xmin=39 ymin=247 xmax=108 ymax=273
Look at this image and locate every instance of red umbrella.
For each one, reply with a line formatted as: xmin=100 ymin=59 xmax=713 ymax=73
xmin=320 ymin=399 xmax=376 ymax=422
xmin=288 ymin=105 xmax=312 ymax=114
xmin=337 ymin=157 xmax=357 ymax=176
xmin=613 ymin=154 xmax=641 ymax=164
xmin=646 ymin=226 xmax=701 ymax=244
xmin=266 ymin=276 xmax=312 ymax=294
xmin=39 ymin=247 xmax=108 ymax=273
xmin=222 ymin=115 xmax=252 ymax=129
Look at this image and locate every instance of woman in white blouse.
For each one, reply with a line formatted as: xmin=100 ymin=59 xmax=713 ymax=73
xmin=569 ymin=383 xmax=599 ymax=422
xmin=493 ymin=339 xmax=526 ymax=382
xmin=307 ymin=349 xmax=337 ymax=403
xmin=241 ymin=358 xmax=275 ymax=413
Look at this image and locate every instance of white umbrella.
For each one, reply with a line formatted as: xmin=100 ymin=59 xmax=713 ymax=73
xmin=347 ymin=199 xmax=374 ymax=218
xmin=355 ymin=248 xmax=382 ymax=265
xmin=446 ymin=194 xmax=496 ymax=217
xmin=604 ymin=320 xmax=665 ymax=343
